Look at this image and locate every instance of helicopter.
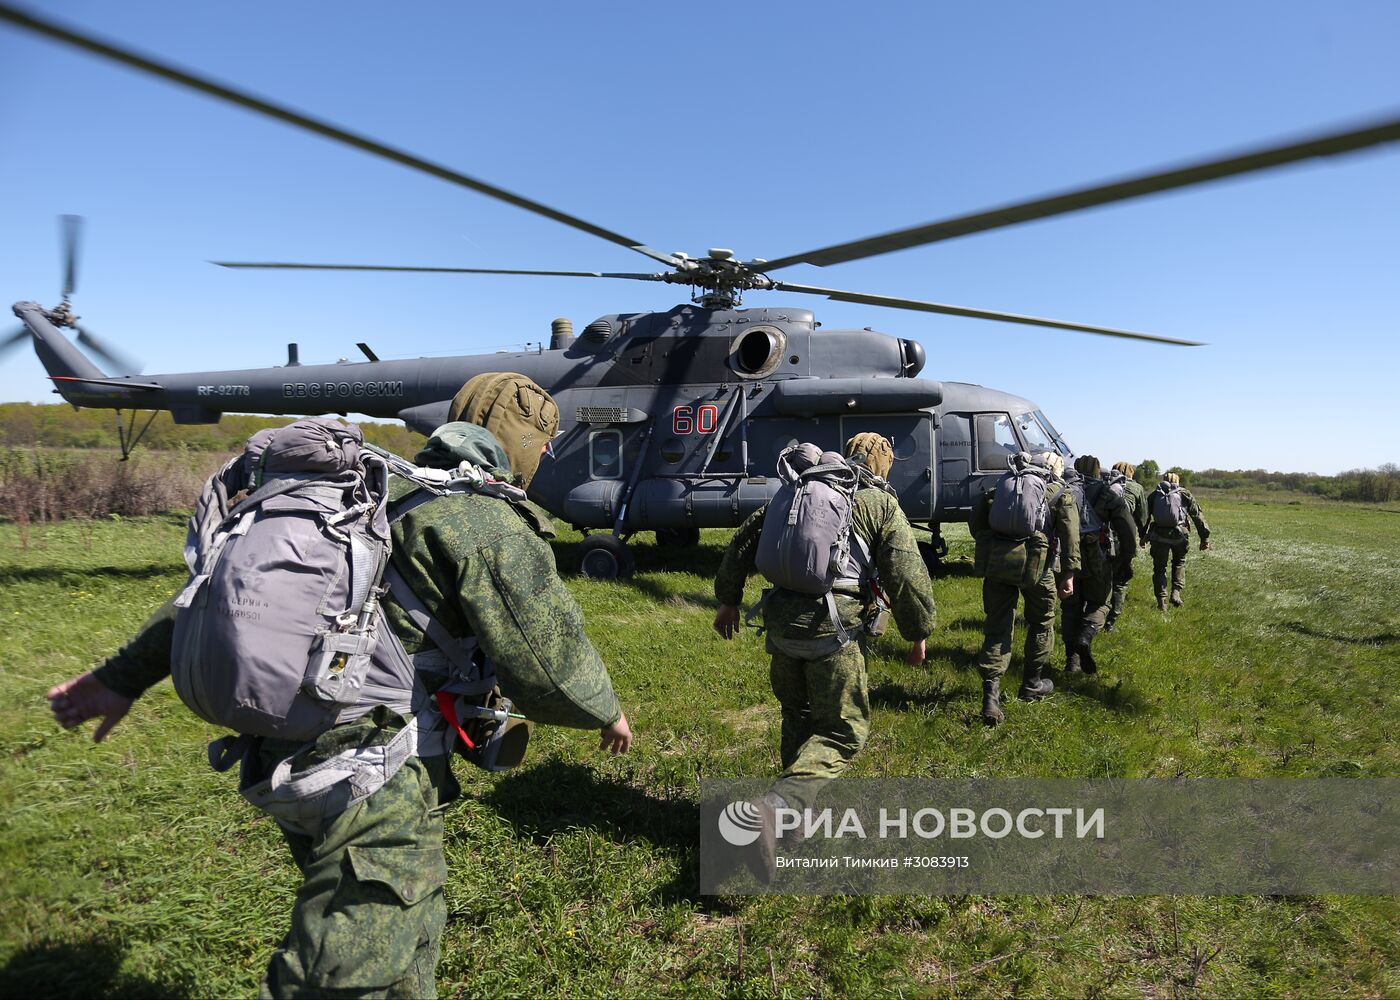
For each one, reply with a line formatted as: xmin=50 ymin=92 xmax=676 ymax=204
xmin=4 ymin=5 xmax=1399 ymax=578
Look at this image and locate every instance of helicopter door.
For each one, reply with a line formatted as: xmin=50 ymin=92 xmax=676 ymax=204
xmin=839 ymin=413 xmax=934 ymax=522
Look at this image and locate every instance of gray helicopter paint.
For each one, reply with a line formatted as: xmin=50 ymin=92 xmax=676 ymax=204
xmin=16 ymin=298 xmax=1062 ymax=532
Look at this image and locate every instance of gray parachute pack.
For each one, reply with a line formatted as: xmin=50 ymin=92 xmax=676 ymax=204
xmin=1064 ymin=470 xmax=1106 ymax=537
xmin=1151 ymin=481 xmax=1190 ymax=533
xmin=988 ymin=452 xmax=1053 ymax=539
xmin=752 ymin=442 xmax=879 ymax=649
xmin=171 ymin=418 xmax=528 ymax=834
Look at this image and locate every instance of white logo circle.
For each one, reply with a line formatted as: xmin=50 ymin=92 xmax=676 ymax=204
xmin=718 ymin=800 xmax=763 ymax=847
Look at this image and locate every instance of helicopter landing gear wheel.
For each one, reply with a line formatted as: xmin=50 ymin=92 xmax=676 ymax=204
xmin=579 ymin=533 xmax=635 ymax=579
xmin=918 ymin=533 xmax=949 ymax=574
xmin=655 ymin=526 xmax=701 ymax=549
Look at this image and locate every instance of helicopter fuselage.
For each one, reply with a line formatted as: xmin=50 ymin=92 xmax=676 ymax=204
xmin=16 ymin=300 xmax=1071 ymax=535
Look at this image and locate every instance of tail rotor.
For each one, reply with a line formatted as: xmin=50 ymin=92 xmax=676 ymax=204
xmin=3 ymin=214 xmax=144 ymax=374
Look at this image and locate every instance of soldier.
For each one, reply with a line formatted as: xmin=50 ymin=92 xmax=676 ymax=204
xmin=712 ymin=433 xmax=935 ymax=830
xmin=1061 ymin=455 xmax=1137 ymax=674
xmin=1104 ymin=461 xmax=1149 ymax=632
xmin=46 ymin=378 xmax=632 ymax=999
xmin=1144 ymin=471 xmax=1211 ymax=609
xmin=970 ymin=450 xmax=1080 ymax=726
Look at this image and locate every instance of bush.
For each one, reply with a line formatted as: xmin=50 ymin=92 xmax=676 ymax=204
xmin=0 ymin=448 xmax=225 ymax=524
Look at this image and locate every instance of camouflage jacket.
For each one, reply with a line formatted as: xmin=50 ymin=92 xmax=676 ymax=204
xmin=94 ymin=477 xmax=620 ymax=730
xmin=714 ymin=487 xmax=936 ymax=642
xmin=970 ymin=479 xmax=1083 ymax=577
xmin=1145 ymin=485 xmax=1211 ymax=543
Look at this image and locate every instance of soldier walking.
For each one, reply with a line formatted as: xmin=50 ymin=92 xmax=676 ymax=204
xmin=712 ymin=433 xmax=935 ymax=862
xmin=1104 ymin=461 xmax=1149 ymax=632
xmin=1144 ymin=471 xmax=1212 ymax=608
xmin=1061 ymin=455 xmax=1137 ymax=674
xmin=46 ymin=377 xmax=632 ymax=998
xmin=970 ymin=451 xmax=1080 ymax=725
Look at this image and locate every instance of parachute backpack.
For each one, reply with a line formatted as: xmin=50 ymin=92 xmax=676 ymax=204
xmin=752 ymin=442 xmax=883 ymax=648
xmin=1151 ymin=480 xmax=1189 ymax=534
xmin=1064 ymin=471 xmax=1105 ymax=537
xmin=171 ymin=418 xmax=531 ymax=835
xmin=988 ymin=452 xmax=1053 ymax=539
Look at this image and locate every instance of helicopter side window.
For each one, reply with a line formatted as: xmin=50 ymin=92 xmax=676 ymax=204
xmin=1015 ymin=410 xmax=1054 ymax=452
xmin=974 ymin=413 xmax=1018 ymax=471
xmin=590 ymin=430 xmax=623 ymax=479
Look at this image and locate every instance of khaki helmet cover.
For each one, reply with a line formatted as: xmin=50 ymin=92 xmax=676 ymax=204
xmin=447 ymin=372 xmax=560 ymax=487
xmin=845 ymin=431 xmax=895 ymax=480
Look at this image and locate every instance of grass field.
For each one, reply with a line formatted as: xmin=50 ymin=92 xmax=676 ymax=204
xmin=1 ymin=494 xmax=1397 ymax=997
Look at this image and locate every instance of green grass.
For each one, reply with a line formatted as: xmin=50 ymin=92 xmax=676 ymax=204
xmin=1 ymin=497 xmax=1398 ymax=997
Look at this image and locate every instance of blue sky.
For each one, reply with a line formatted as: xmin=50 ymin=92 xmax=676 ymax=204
xmin=1 ymin=1 xmax=1396 ymax=474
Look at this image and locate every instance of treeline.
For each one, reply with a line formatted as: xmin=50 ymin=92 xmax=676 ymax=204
xmin=1130 ymin=459 xmax=1400 ymax=504
xmin=0 ymin=403 xmax=425 ymax=454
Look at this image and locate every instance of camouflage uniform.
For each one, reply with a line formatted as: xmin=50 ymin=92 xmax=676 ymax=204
xmin=1061 ymin=469 xmax=1137 ymax=671
xmin=1106 ymin=472 xmax=1148 ymax=629
xmin=969 ymin=475 xmax=1081 ymax=719
xmin=93 ymin=424 xmax=619 ymax=998
xmin=1144 ymin=483 xmax=1211 ymax=606
xmin=714 ymin=487 xmax=935 ymax=812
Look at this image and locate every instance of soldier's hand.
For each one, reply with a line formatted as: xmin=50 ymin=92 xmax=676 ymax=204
xmin=47 ymin=671 xmax=133 ymax=743
xmin=1056 ymin=575 xmax=1075 ymax=601
xmin=905 ymin=639 xmax=926 ymax=666
xmin=713 ymin=604 xmax=742 ymax=640
xmin=600 ymin=712 xmax=633 ymax=754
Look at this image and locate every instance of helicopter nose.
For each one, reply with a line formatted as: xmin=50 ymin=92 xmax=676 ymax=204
xmin=899 ymin=338 xmax=926 ymax=377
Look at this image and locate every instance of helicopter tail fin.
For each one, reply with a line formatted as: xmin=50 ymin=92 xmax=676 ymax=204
xmin=13 ymin=301 xmax=109 ymax=390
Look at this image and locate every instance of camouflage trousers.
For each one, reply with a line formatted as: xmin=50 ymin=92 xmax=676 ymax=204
xmin=766 ymin=638 xmax=870 ymax=813
xmin=1109 ymin=552 xmax=1136 ymax=623
xmin=1150 ymin=536 xmax=1190 ymax=598
xmin=974 ymin=570 xmax=1057 ymax=682
xmin=258 ymin=726 xmax=452 ymax=1000
xmin=1063 ymin=536 xmax=1112 ymax=651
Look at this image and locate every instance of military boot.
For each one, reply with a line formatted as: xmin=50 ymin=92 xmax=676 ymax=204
xmin=1104 ymin=614 xmax=1118 ymax=634
xmin=1170 ymin=588 xmax=1184 ymax=607
xmin=1156 ymin=593 xmax=1168 ymax=611
xmin=1018 ymin=664 xmax=1054 ymax=701
xmin=1077 ymin=641 xmax=1098 ymax=675
xmin=981 ymin=678 xmax=1004 ymax=727
xmin=1065 ymin=647 xmax=1082 ymax=674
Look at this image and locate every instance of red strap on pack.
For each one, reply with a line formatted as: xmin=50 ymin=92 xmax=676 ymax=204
xmin=435 ymin=690 xmax=475 ymax=750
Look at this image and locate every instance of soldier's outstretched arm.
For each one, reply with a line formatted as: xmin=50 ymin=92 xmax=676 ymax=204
xmin=50 ymin=596 xmax=179 ymax=741
xmin=713 ymin=506 xmax=767 ymax=637
xmin=873 ymin=501 xmax=936 ymax=642
xmin=1186 ymin=492 xmax=1211 ymax=548
xmin=459 ymin=528 xmax=625 ymax=735
xmin=1052 ymin=491 xmax=1082 ymax=598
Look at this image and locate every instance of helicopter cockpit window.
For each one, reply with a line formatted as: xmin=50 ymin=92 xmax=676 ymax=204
xmin=1015 ymin=410 xmax=1054 ymax=453
xmin=975 ymin=413 xmax=1018 ymax=471
xmin=1033 ymin=410 xmax=1072 ymax=455
xmin=729 ymin=326 xmax=787 ymax=379
xmin=590 ymin=430 xmax=622 ymax=479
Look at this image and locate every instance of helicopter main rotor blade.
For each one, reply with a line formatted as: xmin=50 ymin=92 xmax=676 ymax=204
xmin=76 ymin=325 xmax=143 ymax=375
xmin=770 ymin=280 xmax=1204 ymax=346
xmin=0 ymin=325 xmax=30 ymax=362
xmin=60 ymin=214 xmax=83 ymax=299
xmin=0 ymin=3 xmax=678 ymax=269
xmin=760 ymin=112 xmax=1400 ymax=272
xmin=211 ymin=262 xmax=666 ymax=280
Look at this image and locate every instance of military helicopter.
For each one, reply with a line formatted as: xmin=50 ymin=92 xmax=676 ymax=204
xmin=4 ymin=6 xmax=1399 ymax=577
